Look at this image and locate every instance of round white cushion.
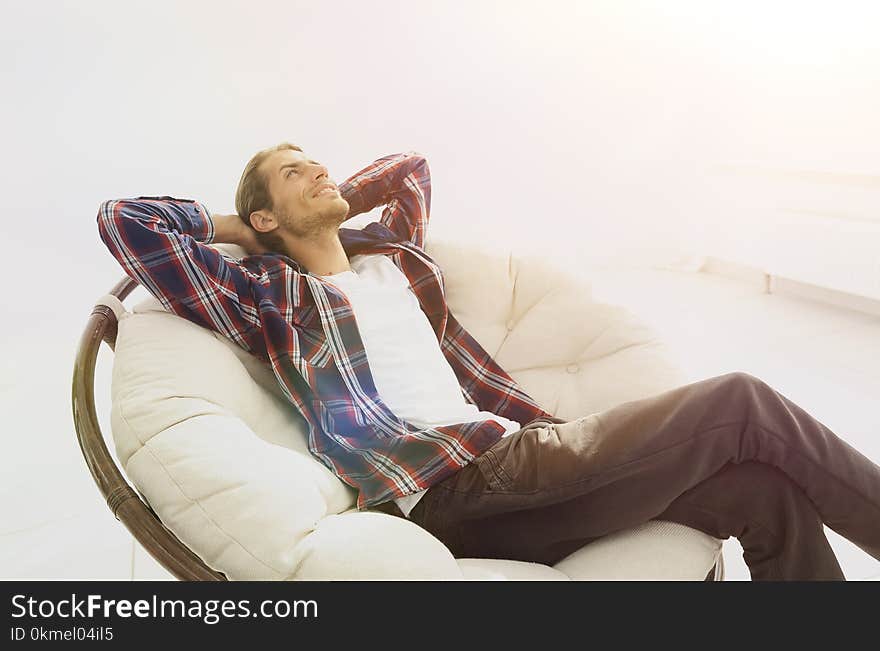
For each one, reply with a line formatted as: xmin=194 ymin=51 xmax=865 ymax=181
xmin=109 ymin=236 xmax=722 ymax=580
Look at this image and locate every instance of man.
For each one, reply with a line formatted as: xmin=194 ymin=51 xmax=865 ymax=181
xmin=98 ymin=143 xmax=880 ymax=580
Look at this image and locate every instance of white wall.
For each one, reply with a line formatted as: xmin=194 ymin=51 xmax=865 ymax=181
xmin=4 ymin=0 xmax=879 ymax=325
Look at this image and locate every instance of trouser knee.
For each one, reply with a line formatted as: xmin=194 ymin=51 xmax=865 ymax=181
xmin=714 ymin=371 xmax=774 ymax=405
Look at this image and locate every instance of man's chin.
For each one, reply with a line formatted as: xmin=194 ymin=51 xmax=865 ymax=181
xmin=336 ymin=198 xmax=350 ymax=220
xmin=310 ymin=197 xmax=346 ymax=220
xmin=328 ymin=200 xmax=351 ymax=225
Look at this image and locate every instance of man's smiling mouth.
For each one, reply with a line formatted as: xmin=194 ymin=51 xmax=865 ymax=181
xmin=313 ymin=184 xmax=338 ymax=198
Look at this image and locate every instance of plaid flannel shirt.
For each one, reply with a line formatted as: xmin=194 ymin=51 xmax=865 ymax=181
xmin=97 ymin=152 xmax=553 ymax=509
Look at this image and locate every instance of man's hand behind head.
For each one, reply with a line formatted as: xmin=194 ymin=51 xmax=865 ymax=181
xmin=212 ymin=213 xmax=271 ymax=256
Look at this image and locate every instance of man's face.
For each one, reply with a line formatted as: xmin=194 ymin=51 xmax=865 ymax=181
xmin=257 ymin=149 xmax=350 ymax=238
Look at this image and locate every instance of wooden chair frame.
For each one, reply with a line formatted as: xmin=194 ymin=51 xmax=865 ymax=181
xmin=71 ymin=276 xmax=226 ymax=580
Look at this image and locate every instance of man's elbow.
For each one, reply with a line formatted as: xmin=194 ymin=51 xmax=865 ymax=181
xmin=406 ymin=152 xmax=431 ymax=184
xmin=97 ymin=199 xmax=116 ymax=231
xmin=97 ymin=197 xmax=126 ymax=226
xmin=96 ymin=198 xmax=137 ymax=244
xmin=408 ymin=151 xmax=428 ymax=164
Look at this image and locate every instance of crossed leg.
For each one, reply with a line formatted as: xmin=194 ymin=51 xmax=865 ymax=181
xmin=411 ymin=372 xmax=880 ymax=579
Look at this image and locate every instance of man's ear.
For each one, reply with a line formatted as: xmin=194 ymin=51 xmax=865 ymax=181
xmin=249 ymin=210 xmax=277 ymax=234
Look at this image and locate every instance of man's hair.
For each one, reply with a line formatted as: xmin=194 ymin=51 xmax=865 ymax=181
xmin=234 ymin=142 xmax=303 ymax=252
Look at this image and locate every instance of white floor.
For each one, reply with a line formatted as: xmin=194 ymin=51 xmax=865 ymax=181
xmin=1 ymin=264 xmax=878 ymax=581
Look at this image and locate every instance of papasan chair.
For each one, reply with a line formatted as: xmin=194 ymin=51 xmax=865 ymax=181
xmin=72 ymin=230 xmax=725 ymax=581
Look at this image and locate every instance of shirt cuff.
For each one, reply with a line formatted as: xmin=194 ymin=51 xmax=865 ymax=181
xmin=193 ymin=201 xmax=215 ymax=244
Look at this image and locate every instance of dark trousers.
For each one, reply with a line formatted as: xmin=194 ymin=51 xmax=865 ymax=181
xmin=406 ymin=372 xmax=880 ymax=580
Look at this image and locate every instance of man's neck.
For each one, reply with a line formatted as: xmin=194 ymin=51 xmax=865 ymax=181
xmin=282 ymin=229 xmax=351 ymax=276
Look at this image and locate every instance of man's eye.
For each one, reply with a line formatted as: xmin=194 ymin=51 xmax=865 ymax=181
xmin=287 ymin=169 xmax=298 ymax=177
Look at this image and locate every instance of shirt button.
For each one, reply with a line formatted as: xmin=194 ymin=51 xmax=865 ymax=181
xmin=566 ymin=364 xmax=580 ymax=374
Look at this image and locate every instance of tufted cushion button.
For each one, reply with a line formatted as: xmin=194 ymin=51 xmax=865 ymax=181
xmin=566 ymin=363 xmax=580 ymax=374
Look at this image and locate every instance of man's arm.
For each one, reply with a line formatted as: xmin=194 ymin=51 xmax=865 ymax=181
xmin=97 ymin=196 xmax=265 ymax=352
xmin=337 ymin=152 xmax=431 ymax=249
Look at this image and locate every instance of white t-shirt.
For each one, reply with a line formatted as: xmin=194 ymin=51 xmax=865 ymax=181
xmin=319 ymin=253 xmax=521 ymax=517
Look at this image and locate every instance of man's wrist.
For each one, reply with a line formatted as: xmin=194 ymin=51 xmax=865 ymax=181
xmin=211 ymin=213 xmax=244 ymax=245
